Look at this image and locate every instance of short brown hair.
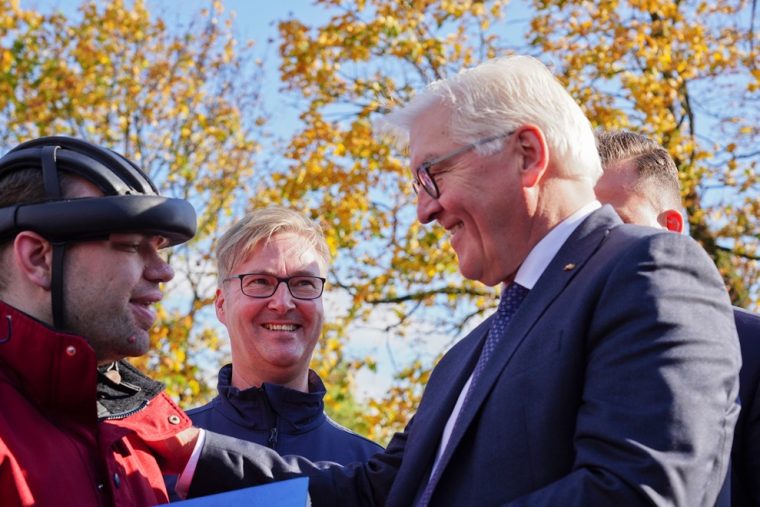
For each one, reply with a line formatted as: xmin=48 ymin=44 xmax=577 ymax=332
xmin=595 ymin=130 xmax=681 ymax=210
xmin=0 ymin=169 xmax=74 ymax=289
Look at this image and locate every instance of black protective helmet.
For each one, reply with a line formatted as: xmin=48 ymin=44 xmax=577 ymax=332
xmin=0 ymin=136 xmax=197 ymax=327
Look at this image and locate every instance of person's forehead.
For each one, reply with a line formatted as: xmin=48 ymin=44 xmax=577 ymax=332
xmin=409 ymin=104 xmax=453 ymax=158
xmin=239 ymin=233 xmax=325 ymax=272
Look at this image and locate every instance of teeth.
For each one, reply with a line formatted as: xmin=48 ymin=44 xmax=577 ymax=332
xmin=264 ymin=324 xmax=297 ymax=331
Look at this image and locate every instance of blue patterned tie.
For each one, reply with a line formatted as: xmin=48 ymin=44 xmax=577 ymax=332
xmin=416 ymin=282 xmax=530 ymax=507
xmin=469 ymin=282 xmax=530 ymax=387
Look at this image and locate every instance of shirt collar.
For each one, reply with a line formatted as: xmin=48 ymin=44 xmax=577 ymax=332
xmin=513 ymin=200 xmax=601 ymax=290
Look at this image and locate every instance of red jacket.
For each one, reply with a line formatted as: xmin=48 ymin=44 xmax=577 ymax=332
xmin=0 ymin=301 xmax=192 ymax=506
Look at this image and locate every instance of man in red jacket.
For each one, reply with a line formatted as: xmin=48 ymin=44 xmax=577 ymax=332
xmin=0 ymin=136 xmax=197 ymax=506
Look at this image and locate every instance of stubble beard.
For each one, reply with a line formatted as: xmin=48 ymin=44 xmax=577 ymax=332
xmin=63 ymin=300 xmax=150 ymax=363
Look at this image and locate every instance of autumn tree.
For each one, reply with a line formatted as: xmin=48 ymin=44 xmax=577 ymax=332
xmin=265 ymin=0 xmax=757 ymax=441
xmin=530 ymin=0 xmax=759 ymax=306
xmin=3 ymin=0 xmax=756 ymax=442
xmin=0 ymin=0 xmax=263 ymax=404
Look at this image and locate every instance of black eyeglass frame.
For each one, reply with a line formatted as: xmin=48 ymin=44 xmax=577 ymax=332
xmin=223 ymin=273 xmax=327 ymax=300
xmin=412 ymin=131 xmax=515 ymax=199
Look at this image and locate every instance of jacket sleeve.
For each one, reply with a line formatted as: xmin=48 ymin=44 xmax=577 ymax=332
xmin=189 ymin=420 xmax=409 ymax=507
xmin=508 ymin=231 xmax=741 ymax=506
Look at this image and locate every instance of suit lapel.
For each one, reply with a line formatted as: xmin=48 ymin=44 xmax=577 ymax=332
xmin=430 ymin=206 xmax=621 ymax=479
xmin=399 ymin=318 xmax=490 ymax=480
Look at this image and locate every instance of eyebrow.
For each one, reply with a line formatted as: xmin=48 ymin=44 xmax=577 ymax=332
xmin=240 ymin=269 xmax=322 ymax=277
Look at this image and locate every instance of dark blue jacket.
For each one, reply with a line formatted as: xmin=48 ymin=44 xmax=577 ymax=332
xmin=188 ymin=364 xmax=383 ymax=463
xmin=731 ymin=308 xmax=760 ymax=506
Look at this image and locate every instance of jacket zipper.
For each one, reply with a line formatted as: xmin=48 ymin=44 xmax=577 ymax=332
xmin=268 ymin=415 xmax=279 ymax=449
xmin=103 ymin=399 xmax=150 ymax=421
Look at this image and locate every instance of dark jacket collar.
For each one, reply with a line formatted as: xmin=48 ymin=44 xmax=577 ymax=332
xmin=96 ymin=359 xmax=165 ymax=419
xmin=214 ymin=364 xmax=327 ymax=434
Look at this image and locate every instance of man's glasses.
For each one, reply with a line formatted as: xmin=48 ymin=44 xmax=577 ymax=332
xmin=223 ymin=273 xmax=326 ymax=300
xmin=412 ymin=131 xmax=514 ymax=199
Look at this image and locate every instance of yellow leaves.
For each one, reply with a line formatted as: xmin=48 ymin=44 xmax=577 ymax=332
xmin=252 ymin=0 xmax=760 ymax=436
xmin=0 ymin=48 xmax=12 ymax=72
xmin=0 ymin=0 xmax=263 ymax=406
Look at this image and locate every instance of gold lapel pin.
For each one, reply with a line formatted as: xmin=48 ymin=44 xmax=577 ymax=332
xmin=563 ymin=263 xmax=576 ymax=271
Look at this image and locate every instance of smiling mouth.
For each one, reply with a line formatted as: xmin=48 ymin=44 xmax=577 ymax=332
xmin=446 ymin=222 xmax=464 ymax=240
xmin=263 ymin=324 xmax=298 ymax=331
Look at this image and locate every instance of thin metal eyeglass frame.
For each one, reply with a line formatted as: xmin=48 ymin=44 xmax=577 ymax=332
xmin=412 ymin=131 xmax=515 ymax=199
xmin=222 ymin=273 xmax=326 ymax=300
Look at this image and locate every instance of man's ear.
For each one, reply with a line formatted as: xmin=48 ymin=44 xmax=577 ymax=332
xmin=13 ymin=232 xmax=54 ymax=289
xmin=658 ymin=209 xmax=684 ymax=233
xmin=515 ymin=125 xmax=549 ymax=188
xmin=214 ymin=287 xmax=227 ymax=325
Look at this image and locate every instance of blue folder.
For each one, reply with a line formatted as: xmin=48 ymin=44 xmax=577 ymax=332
xmin=164 ymin=477 xmax=309 ymax=506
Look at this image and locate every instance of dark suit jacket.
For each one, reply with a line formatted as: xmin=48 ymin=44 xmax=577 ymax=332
xmin=190 ymin=206 xmax=741 ymax=506
xmin=732 ymin=308 xmax=760 ymax=506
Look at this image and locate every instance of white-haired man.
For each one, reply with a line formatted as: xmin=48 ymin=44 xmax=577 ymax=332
xmin=149 ymin=56 xmax=740 ymax=507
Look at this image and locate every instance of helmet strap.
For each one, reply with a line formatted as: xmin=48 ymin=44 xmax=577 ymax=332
xmin=41 ymin=145 xmax=61 ymax=198
xmin=42 ymin=145 xmax=66 ymax=328
xmin=51 ymin=242 xmax=66 ymax=329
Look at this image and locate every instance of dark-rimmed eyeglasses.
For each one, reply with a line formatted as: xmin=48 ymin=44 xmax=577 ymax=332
xmin=412 ymin=131 xmax=515 ymax=199
xmin=223 ymin=273 xmax=326 ymax=300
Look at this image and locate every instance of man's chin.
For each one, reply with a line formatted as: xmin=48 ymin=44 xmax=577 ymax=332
xmin=456 ymin=256 xmax=482 ymax=283
xmin=123 ymin=332 xmax=151 ymax=357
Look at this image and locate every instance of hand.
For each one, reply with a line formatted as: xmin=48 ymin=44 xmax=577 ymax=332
xmin=143 ymin=426 xmax=201 ymax=474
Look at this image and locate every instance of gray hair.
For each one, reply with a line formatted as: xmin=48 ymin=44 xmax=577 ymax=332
xmin=216 ymin=206 xmax=330 ymax=283
xmin=379 ymin=55 xmax=602 ymax=183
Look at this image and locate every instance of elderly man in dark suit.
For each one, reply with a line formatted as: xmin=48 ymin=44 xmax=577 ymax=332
xmin=595 ymin=129 xmax=760 ymax=507
xmin=150 ymin=56 xmax=741 ymax=506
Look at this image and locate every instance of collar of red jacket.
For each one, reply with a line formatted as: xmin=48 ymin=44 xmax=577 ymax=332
xmin=0 ymin=299 xmax=97 ymax=425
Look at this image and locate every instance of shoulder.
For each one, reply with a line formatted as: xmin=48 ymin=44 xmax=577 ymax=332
xmin=734 ymin=307 xmax=760 ymax=335
xmin=734 ymin=307 xmax=760 ymax=373
xmin=323 ymin=415 xmax=384 ymax=453
xmin=605 ymin=222 xmax=699 ymax=255
xmin=602 ymin=225 xmax=722 ymax=283
xmin=186 ymin=398 xmax=220 ymax=428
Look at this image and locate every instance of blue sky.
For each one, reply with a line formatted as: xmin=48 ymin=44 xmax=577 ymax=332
xmin=25 ymin=0 xmax=325 ymax=139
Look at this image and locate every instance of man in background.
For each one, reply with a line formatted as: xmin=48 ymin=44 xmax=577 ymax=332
xmin=188 ymin=207 xmax=381 ymax=460
xmin=595 ymin=129 xmax=760 ymax=506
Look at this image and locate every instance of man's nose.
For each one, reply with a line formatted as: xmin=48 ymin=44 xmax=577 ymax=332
xmin=267 ymin=281 xmax=296 ymax=311
xmin=416 ymin=189 xmax=441 ymax=224
xmin=146 ymin=253 xmax=174 ymax=283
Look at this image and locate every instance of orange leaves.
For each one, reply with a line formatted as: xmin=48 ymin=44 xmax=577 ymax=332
xmin=364 ymin=358 xmax=433 ymax=443
xmin=535 ymin=0 xmax=758 ymax=309
xmin=264 ymin=0 xmax=760 ymax=436
xmin=134 ymin=306 xmax=221 ymax=403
